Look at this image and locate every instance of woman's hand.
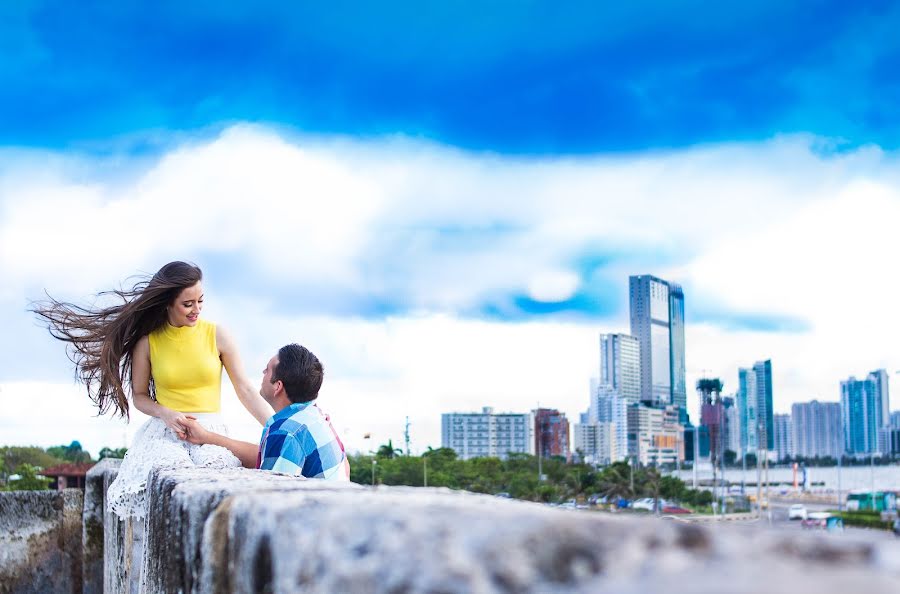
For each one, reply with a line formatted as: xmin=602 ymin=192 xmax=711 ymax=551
xmin=158 ymin=407 xmax=190 ymax=439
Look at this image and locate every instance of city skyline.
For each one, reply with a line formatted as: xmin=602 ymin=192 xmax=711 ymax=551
xmin=3 ymin=5 xmax=900 ymax=457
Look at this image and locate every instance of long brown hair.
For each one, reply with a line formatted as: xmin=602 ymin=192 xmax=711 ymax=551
xmin=31 ymin=261 xmax=203 ymax=418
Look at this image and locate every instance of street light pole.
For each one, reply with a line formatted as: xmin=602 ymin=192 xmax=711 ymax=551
xmin=423 ymin=456 xmax=428 ymax=488
xmin=692 ymin=425 xmax=699 ymax=490
xmin=371 ymin=459 xmax=377 ymax=487
xmin=837 ymin=452 xmax=843 ymax=513
xmin=871 ymin=449 xmax=876 ymax=511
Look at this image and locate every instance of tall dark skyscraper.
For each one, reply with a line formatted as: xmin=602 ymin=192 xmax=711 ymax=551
xmin=841 ymin=369 xmax=890 ymax=455
xmin=628 ymin=275 xmax=688 ymax=423
xmin=737 ymin=359 xmax=774 ymax=452
xmin=669 ymin=284 xmax=687 ymax=422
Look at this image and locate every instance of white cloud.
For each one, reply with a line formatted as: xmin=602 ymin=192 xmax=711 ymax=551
xmin=1 ymin=126 xmax=899 ymax=454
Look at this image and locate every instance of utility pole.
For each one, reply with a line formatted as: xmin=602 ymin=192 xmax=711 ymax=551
xmin=404 ymin=416 xmax=411 ymax=457
xmin=536 ymin=404 xmax=543 ymax=481
xmin=371 ymin=459 xmax=377 ymax=487
xmin=764 ymin=444 xmax=771 ymax=525
xmin=692 ymin=426 xmax=699 ymax=490
xmin=871 ymin=449 xmax=876 ymax=511
xmin=423 ymin=456 xmax=428 ymax=488
xmin=630 ymin=456 xmax=634 ymax=493
xmin=837 ymin=452 xmax=843 ymax=513
xmin=741 ymin=444 xmax=746 ymax=495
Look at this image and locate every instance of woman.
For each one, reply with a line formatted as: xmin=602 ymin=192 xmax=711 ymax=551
xmin=33 ymin=261 xmax=273 ymax=518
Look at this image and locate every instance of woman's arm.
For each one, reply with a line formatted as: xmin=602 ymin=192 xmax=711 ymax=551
xmin=217 ymin=325 xmax=274 ymax=425
xmin=131 ymin=336 xmax=190 ymax=438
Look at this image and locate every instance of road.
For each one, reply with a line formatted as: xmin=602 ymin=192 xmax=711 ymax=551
xmin=746 ymin=500 xmax=899 ymax=542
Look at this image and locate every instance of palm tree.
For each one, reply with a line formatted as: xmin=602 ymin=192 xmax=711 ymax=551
xmin=597 ymin=461 xmax=633 ymax=501
xmin=376 ymin=439 xmax=403 ymax=459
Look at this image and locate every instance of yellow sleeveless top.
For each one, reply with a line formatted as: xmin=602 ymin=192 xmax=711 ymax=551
xmin=148 ymin=319 xmax=221 ymax=412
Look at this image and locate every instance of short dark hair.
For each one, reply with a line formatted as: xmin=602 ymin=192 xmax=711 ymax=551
xmin=272 ymin=344 xmax=324 ymax=403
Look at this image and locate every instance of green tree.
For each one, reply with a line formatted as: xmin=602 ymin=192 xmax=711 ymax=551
xmin=376 ymin=439 xmax=402 ymax=459
xmin=98 ymin=447 xmax=128 ymax=459
xmin=659 ymin=475 xmax=686 ymax=501
xmin=5 ymin=464 xmax=51 ymax=491
xmin=47 ymin=441 xmax=93 ymax=463
xmin=1 ymin=446 xmax=66 ymax=470
xmin=597 ymin=462 xmax=634 ymax=500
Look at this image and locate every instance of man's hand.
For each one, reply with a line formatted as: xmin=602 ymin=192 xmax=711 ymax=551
xmin=181 ymin=417 xmax=212 ymax=445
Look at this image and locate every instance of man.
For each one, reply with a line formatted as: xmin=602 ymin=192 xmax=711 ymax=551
xmin=183 ymin=343 xmax=349 ymax=480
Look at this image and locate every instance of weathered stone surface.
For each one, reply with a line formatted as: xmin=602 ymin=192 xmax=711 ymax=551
xmin=83 ymin=458 xmax=120 ymax=594
xmin=141 ymin=466 xmax=361 ymax=594
xmin=0 ymin=489 xmax=83 ymax=594
xmin=55 ymin=463 xmax=898 ymax=594
xmin=204 ymin=487 xmax=900 ymax=594
xmin=127 ymin=468 xmax=900 ymax=594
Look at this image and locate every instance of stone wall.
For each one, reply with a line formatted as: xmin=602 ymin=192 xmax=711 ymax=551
xmin=80 ymin=462 xmax=900 ymax=594
xmin=0 ymin=489 xmax=83 ymax=594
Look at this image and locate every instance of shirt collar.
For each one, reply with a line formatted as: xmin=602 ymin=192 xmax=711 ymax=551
xmin=267 ymin=400 xmax=316 ymax=426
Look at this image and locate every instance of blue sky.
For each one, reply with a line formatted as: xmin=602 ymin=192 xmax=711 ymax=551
xmin=3 ymin=2 xmax=900 ymax=153
xmin=1 ymin=3 xmax=899 ymax=455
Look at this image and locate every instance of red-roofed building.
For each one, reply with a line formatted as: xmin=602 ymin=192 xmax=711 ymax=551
xmin=40 ymin=463 xmax=96 ymax=490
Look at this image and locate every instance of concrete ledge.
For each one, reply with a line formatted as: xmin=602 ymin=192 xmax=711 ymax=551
xmin=125 ymin=467 xmax=900 ymax=594
xmin=0 ymin=489 xmax=83 ymax=594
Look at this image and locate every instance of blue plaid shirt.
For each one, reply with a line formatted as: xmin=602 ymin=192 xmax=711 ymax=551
xmin=257 ymin=401 xmax=348 ymax=480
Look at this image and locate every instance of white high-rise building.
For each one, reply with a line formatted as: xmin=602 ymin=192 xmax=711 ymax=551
xmin=722 ymin=395 xmax=741 ymax=454
xmin=627 ymin=404 xmax=683 ymax=466
xmin=599 ymin=333 xmax=641 ymax=404
xmin=792 ymin=400 xmax=842 ymax=459
xmin=441 ymin=407 xmax=535 ymax=460
xmin=590 ymin=384 xmax=628 ymax=462
xmin=573 ymin=422 xmax=617 ymax=465
xmin=773 ymin=413 xmax=793 ymax=461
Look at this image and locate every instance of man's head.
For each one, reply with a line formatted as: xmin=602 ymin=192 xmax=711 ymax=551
xmin=260 ymin=344 xmax=324 ymax=409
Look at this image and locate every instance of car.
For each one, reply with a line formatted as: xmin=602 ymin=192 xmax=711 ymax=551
xmin=661 ymin=505 xmax=692 ymax=515
xmin=632 ymin=498 xmax=655 ymax=511
xmin=892 ymin=517 xmax=900 ymax=537
xmin=801 ymin=511 xmax=832 ymax=529
xmin=788 ymin=504 xmax=808 ymax=520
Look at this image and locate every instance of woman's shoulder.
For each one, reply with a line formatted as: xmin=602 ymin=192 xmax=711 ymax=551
xmin=134 ymin=334 xmax=151 ymax=356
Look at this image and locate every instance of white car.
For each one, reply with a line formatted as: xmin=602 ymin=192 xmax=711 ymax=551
xmin=632 ymin=498 xmax=657 ymax=511
xmin=788 ymin=504 xmax=808 ymax=520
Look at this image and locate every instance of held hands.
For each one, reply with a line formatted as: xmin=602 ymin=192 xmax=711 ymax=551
xmin=159 ymin=408 xmax=190 ymax=439
xmin=180 ymin=417 xmax=211 ymax=445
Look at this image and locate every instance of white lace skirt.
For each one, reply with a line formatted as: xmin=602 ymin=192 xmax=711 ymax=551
xmin=106 ymin=413 xmax=242 ymax=519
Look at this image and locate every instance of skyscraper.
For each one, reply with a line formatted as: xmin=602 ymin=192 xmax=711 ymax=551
xmin=737 ymin=360 xmax=774 ymax=452
xmin=599 ymin=333 xmax=641 ymax=403
xmin=791 ymin=400 xmax=842 ymax=459
xmin=773 ymin=413 xmax=792 ymax=461
xmin=628 ymin=275 xmax=687 ymax=421
xmin=754 ymin=360 xmax=774 ymax=451
xmin=590 ymin=384 xmax=628 ymax=462
xmin=669 ymin=284 xmax=687 ymax=422
xmin=841 ymin=370 xmax=890 ymax=455
xmin=573 ymin=422 xmax=617 ymax=465
xmin=737 ymin=368 xmax=758 ymax=452
xmin=722 ymin=396 xmax=742 ymax=454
